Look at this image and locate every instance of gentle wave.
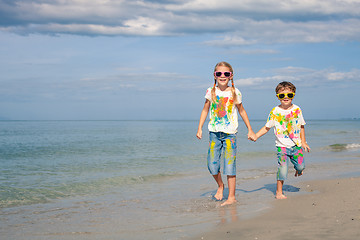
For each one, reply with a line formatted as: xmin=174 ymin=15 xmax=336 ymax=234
xmin=0 ymin=186 xmax=68 ymax=208
xmin=0 ymin=172 xmax=184 ymax=209
xmin=328 ymin=143 xmax=360 ymax=152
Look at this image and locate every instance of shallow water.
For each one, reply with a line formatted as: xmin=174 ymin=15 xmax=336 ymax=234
xmin=1 ymin=120 xmax=359 ymax=239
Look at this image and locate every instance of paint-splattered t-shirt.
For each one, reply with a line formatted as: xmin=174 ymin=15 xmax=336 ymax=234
xmin=205 ymin=87 xmax=242 ymax=134
xmin=265 ymin=104 xmax=306 ymax=148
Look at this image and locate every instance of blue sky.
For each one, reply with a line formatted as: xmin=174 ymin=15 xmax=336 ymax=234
xmin=0 ymin=0 xmax=360 ymax=120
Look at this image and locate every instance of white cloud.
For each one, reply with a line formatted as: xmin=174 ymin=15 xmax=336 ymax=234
xmin=1 ymin=0 xmax=360 ymax=45
xmin=235 ymin=75 xmax=296 ymax=87
xmin=203 ymin=36 xmax=256 ymax=47
xmin=77 ymin=66 xmax=360 ymax=92
xmin=166 ymin=0 xmax=360 ymax=16
xmin=204 ymin=18 xmax=360 ymax=46
xmin=272 ymin=66 xmax=315 ymax=75
xmin=235 ymin=49 xmax=279 ymax=55
xmin=78 ymin=71 xmax=194 ymax=91
xmin=235 ymin=68 xmax=360 ymax=88
xmin=326 ymin=69 xmax=360 ymax=81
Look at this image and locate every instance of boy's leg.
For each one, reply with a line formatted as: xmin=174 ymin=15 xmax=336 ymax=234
xmin=212 ymin=172 xmax=224 ymax=200
xmin=276 ymin=147 xmax=288 ymax=199
xmin=290 ymin=146 xmax=305 ymax=177
xmin=276 ymin=180 xmax=287 ymax=199
xmin=221 ymin=175 xmax=237 ymax=206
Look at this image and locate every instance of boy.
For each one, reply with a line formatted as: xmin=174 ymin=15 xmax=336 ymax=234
xmin=255 ymin=81 xmax=310 ymax=199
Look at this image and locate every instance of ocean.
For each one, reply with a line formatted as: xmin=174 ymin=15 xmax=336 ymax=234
xmin=1 ymin=120 xmax=360 ymax=239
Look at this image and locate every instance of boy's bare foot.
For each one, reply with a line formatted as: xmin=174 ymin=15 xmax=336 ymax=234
xmin=275 ymin=193 xmax=287 ymax=199
xmin=220 ymin=197 xmax=237 ymax=206
xmin=214 ymin=184 xmax=224 ymax=200
xmin=295 ymin=170 xmax=303 ymax=177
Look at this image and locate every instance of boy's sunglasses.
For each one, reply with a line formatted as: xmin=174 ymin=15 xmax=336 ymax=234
xmin=277 ymin=92 xmax=295 ymax=99
xmin=214 ymin=71 xmax=232 ymax=77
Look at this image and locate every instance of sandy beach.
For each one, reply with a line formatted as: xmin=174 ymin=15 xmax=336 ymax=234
xmin=193 ymin=176 xmax=360 ymax=240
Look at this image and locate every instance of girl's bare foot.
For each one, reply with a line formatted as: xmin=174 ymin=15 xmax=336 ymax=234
xmin=295 ymin=170 xmax=303 ymax=177
xmin=221 ymin=197 xmax=237 ymax=206
xmin=214 ymin=184 xmax=224 ymax=200
xmin=275 ymin=193 xmax=287 ymax=199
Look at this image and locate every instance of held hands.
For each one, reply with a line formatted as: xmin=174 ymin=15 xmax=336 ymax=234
xmin=247 ymin=130 xmax=257 ymax=142
xmin=197 ymin=129 xmax=261 ymax=142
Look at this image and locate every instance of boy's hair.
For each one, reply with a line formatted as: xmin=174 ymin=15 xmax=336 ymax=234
xmin=275 ymin=81 xmax=296 ymax=93
xmin=211 ymin=61 xmax=238 ymax=104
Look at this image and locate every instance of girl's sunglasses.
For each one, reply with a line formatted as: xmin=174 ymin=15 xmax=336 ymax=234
xmin=214 ymin=71 xmax=232 ymax=77
xmin=277 ymin=92 xmax=295 ymax=99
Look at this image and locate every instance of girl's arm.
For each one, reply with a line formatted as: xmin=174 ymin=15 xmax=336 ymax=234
xmin=237 ymin=103 xmax=256 ymax=141
xmin=196 ymin=100 xmax=210 ymax=139
xmin=300 ymin=125 xmax=311 ymax=152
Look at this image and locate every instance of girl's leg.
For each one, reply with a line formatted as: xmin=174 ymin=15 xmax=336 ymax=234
xmin=207 ymin=132 xmax=223 ymax=200
xmin=221 ymin=175 xmax=237 ymax=206
xmin=212 ymin=172 xmax=224 ymax=200
xmin=276 ymin=180 xmax=287 ymax=199
xmin=221 ymin=134 xmax=237 ymax=206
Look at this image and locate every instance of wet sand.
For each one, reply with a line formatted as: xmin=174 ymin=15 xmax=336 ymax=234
xmin=192 ymin=176 xmax=360 ymax=240
xmin=2 ymin=158 xmax=360 ymax=240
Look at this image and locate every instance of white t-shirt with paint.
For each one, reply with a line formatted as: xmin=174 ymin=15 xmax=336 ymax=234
xmin=205 ymin=87 xmax=242 ymax=134
xmin=265 ymin=104 xmax=306 ymax=148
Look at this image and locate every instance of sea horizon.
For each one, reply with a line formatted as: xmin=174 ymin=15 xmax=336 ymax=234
xmin=1 ymin=118 xmax=360 ymax=123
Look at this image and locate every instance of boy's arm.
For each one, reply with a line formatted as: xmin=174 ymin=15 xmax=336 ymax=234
xmin=256 ymin=126 xmax=270 ymax=139
xmin=196 ymin=100 xmax=210 ymax=139
xmin=300 ymin=125 xmax=311 ymax=152
xmin=236 ymin=103 xmax=256 ymax=141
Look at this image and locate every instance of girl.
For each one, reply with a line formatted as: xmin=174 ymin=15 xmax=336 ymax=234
xmin=196 ymin=61 xmax=256 ymax=206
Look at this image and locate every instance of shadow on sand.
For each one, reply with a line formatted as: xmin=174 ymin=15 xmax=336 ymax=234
xmin=202 ymin=184 xmax=300 ymax=200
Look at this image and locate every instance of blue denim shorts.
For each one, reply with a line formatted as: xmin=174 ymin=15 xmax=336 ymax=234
xmin=276 ymin=146 xmax=305 ymax=181
xmin=207 ymin=132 xmax=237 ymax=176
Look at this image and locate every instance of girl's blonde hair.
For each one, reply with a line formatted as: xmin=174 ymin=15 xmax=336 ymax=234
xmin=211 ymin=61 xmax=238 ymax=103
